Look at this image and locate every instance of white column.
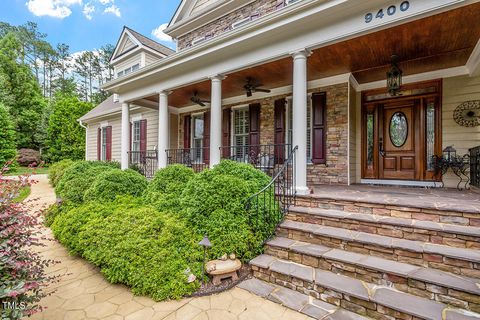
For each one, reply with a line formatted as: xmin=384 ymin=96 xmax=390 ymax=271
xmin=209 ymin=75 xmax=224 ymax=168
xmin=292 ymin=49 xmax=311 ymax=195
xmin=121 ymin=102 xmax=130 ymax=170
xmin=158 ymin=91 xmax=170 ymax=169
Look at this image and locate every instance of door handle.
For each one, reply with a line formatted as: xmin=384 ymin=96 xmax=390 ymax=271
xmin=379 ymin=137 xmax=386 ymax=157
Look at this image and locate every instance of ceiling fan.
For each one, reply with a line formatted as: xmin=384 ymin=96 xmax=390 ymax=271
xmin=243 ymin=77 xmax=271 ymax=97
xmin=190 ymin=91 xmax=210 ymax=107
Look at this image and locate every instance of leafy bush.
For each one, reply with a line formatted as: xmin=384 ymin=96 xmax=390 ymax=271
xmin=84 ymin=169 xmax=147 ymax=202
xmin=1 ymin=167 xmax=55 ymax=319
xmin=144 ymin=164 xmax=195 ymax=212
xmin=55 ymin=161 xmax=119 ymax=203
xmin=51 ymin=197 xmax=202 ymax=300
xmin=48 ymin=159 xmax=74 ymax=187
xmin=180 ymin=160 xmax=271 ymax=261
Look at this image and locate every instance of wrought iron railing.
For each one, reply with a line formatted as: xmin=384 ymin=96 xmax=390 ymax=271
xmin=220 ymin=144 xmax=292 ymax=177
xmin=245 ymin=145 xmax=297 ymax=241
xmin=165 ymin=147 xmax=210 ymax=173
xmin=470 ymin=146 xmax=480 ymax=188
xmin=128 ymin=150 xmax=158 ymax=179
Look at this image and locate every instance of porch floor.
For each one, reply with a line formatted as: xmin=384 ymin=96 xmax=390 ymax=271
xmin=310 ymin=184 xmax=480 ymax=214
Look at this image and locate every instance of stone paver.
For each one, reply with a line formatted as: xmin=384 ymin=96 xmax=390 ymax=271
xmin=27 ymin=174 xmax=312 ymax=320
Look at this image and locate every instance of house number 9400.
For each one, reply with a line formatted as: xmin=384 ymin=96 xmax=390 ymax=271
xmin=365 ymin=1 xmax=410 ymax=23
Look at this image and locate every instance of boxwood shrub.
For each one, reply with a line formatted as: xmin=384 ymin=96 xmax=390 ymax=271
xmin=143 ymin=164 xmax=195 ymax=212
xmin=51 ymin=197 xmax=202 ymax=300
xmin=48 ymin=159 xmax=74 ymax=187
xmin=55 ymin=161 xmax=119 ymax=203
xmin=84 ymin=168 xmax=148 ymax=202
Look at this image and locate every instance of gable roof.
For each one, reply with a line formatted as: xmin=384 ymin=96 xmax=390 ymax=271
xmin=111 ymin=27 xmax=175 ymax=62
xmin=79 ymin=95 xmax=121 ymax=122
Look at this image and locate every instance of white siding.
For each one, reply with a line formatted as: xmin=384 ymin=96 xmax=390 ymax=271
xmin=145 ymin=52 xmax=160 ymax=66
xmin=191 ymin=0 xmax=221 ymax=14
xmin=442 ymin=75 xmax=480 ymax=188
xmin=119 ymin=36 xmax=136 ymax=54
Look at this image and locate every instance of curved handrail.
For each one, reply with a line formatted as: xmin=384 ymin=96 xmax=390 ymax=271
xmin=245 ymin=145 xmax=298 ymax=209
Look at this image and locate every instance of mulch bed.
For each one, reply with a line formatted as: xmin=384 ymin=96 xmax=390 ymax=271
xmin=188 ymin=265 xmax=252 ymax=297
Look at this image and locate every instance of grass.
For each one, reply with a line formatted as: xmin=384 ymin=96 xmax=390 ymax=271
xmin=4 ymin=166 xmax=49 ymax=176
xmin=12 ymin=186 xmax=31 ymax=203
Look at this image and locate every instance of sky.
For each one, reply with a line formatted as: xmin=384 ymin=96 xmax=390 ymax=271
xmin=0 ymin=0 xmax=181 ymax=52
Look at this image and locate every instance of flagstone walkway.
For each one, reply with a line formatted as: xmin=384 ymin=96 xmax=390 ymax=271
xmin=28 ymin=174 xmax=312 ymax=320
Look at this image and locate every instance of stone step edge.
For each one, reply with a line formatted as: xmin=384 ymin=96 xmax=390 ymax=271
xmin=237 ymin=278 xmax=370 ymax=320
xmin=294 ymin=193 xmax=480 ymax=215
xmin=266 ymin=236 xmax=480 ymax=296
xmin=279 ymin=220 xmax=480 ymax=264
xmin=250 ymin=254 xmax=480 ymax=320
xmin=288 ymin=206 xmax=480 ymax=238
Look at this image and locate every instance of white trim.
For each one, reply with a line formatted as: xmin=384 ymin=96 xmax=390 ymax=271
xmin=466 ymin=39 xmax=480 ymax=77
xmin=231 ymin=17 xmax=251 ymax=29
xmin=347 ymin=79 xmax=351 ymax=185
xmin=191 ymin=36 xmax=207 ymax=46
xmin=140 ymin=52 xmax=146 ymax=68
xmin=361 ymin=179 xmax=438 ymax=188
xmin=100 ymin=121 xmax=109 ymax=128
xmin=357 ymin=66 xmax=469 ymax=91
xmin=349 ymin=74 xmax=360 ymax=91
xmin=131 ymin=114 xmax=142 ymax=122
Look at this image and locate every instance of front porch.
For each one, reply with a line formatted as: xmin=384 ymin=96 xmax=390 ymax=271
xmin=118 ymin=2 xmax=480 ymax=192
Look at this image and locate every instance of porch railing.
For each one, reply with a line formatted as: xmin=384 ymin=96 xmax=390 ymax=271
xmin=220 ymin=144 xmax=292 ymax=177
xmin=245 ymin=145 xmax=297 ymax=241
xmin=128 ymin=150 xmax=158 ymax=179
xmin=165 ymin=147 xmax=210 ymax=173
xmin=470 ymin=146 xmax=480 ymax=188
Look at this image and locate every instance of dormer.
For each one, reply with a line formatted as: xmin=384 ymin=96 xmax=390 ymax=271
xmin=111 ymin=27 xmax=175 ymax=79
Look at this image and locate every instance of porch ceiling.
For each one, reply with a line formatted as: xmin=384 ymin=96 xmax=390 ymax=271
xmin=140 ymin=3 xmax=480 ymax=108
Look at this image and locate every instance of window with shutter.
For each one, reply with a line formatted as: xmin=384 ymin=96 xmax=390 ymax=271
xmin=274 ymin=99 xmax=286 ymax=163
xmin=203 ymin=111 xmax=210 ymax=164
xmin=286 ymin=98 xmax=312 ymax=161
xmin=232 ymin=108 xmax=249 ymax=161
xmin=183 ymin=115 xmax=191 ymax=148
xmin=191 ymin=114 xmax=204 ymax=163
xmin=101 ymin=127 xmax=108 ymax=161
xmin=222 ymin=108 xmax=231 ymax=157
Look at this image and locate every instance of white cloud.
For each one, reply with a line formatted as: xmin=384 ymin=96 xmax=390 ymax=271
xmin=26 ymin=0 xmax=82 ymax=19
xmin=104 ymin=4 xmax=120 ymax=17
xmin=152 ymin=23 xmax=172 ymax=42
xmin=98 ymin=0 xmax=113 ymax=4
xmin=83 ymin=3 xmax=95 ymax=20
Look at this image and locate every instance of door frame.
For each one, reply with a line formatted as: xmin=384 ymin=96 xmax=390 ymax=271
xmin=361 ymin=79 xmax=443 ymax=181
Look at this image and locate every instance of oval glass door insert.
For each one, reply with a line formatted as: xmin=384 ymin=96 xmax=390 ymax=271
xmin=389 ymin=112 xmax=408 ymax=147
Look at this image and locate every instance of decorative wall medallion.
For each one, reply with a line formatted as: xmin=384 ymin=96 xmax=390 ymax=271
xmin=453 ymin=100 xmax=480 ymax=127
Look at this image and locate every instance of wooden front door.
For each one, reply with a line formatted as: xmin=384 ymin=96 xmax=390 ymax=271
xmin=379 ymin=101 xmax=417 ymax=180
xmin=361 ymin=80 xmax=442 ymax=182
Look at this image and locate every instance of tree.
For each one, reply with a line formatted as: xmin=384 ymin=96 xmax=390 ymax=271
xmin=0 ymin=33 xmax=45 ymax=149
xmin=0 ymin=103 xmax=16 ymax=165
xmin=45 ymin=95 xmax=93 ymax=162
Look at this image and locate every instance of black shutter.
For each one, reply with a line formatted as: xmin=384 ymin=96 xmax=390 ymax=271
xmin=274 ymin=98 xmax=286 ymax=163
xmin=222 ymin=108 xmax=231 ymax=158
xmin=203 ymin=111 xmax=210 ymax=164
xmin=183 ymin=115 xmax=191 ymax=148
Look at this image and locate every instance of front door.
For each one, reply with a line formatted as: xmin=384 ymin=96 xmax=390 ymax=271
xmin=379 ymin=100 xmax=417 ymax=180
xmin=361 ymin=80 xmax=442 ymax=182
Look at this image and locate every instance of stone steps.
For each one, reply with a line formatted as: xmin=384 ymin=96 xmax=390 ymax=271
xmin=295 ymin=195 xmax=480 ymax=227
xmin=238 ymin=278 xmax=369 ymax=319
xmin=250 ymin=254 xmax=480 ymax=320
xmin=265 ymin=236 xmax=480 ymax=311
xmin=278 ymin=220 xmax=480 ymax=278
xmin=287 ymin=206 xmax=480 ymax=249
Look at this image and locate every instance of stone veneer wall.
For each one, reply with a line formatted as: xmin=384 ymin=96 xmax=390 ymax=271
xmin=176 ymin=82 xmax=349 ymax=186
xmin=177 ymin=0 xmax=281 ymax=50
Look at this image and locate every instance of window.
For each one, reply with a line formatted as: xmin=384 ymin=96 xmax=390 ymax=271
xmin=426 ymin=102 xmax=435 ymax=170
xmin=286 ymin=98 xmax=312 ymax=161
xmin=116 ymin=64 xmax=140 ymax=78
xmin=131 ymin=63 xmax=140 ymax=72
xmin=285 ymin=0 xmax=302 ymax=5
xmin=232 ymin=108 xmax=249 ymax=160
xmin=117 ymin=71 xmax=124 ymax=78
xmin=191 ymin=114 xmax=204 ymax=162
xmin=101 ymin=127 xmax=108 ymax=161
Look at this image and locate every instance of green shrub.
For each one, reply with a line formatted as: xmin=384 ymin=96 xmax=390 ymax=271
xmin=55 ymin=161 xmax=119 ymax=203
xmin=51 ymin=197 xmax=202 ymax=300
xmin=48 ymin=159 xmax=74 ymax=187
xmin=180 ymin=160 xmax=272 ymax=261
xmin=44 ymin=201 xmax=74 ymax=227
xmin=84 ymin=169 xmax=147 ymax=202
xmin=144 ymin=164 xmax=195 ymax=212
